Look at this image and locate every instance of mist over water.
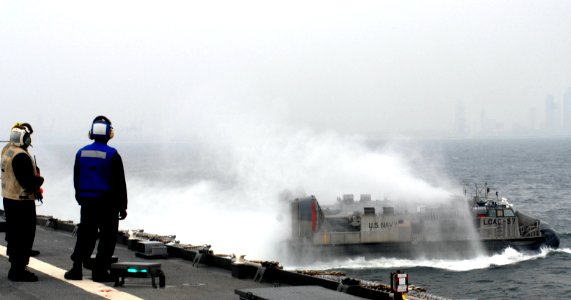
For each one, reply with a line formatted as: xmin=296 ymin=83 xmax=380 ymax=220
xmin=25 ymin=111 xmax=571 ymax=298
xmin=122 ymin=116 xmax=462 ymax=260
xmin=34 ymin=102 xmax=472 ymax=261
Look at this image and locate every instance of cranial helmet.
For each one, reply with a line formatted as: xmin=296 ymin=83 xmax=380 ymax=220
xmin=88 ymin=115 xmax=114 ymax=140
xmin=19 ymin=123 xmax=33 ymax=134
xmin=10 ymin=122 xmax=33 ymax=147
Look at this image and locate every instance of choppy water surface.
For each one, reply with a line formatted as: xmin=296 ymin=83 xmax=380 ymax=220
xmin=35 ymin=138 xmax=571 ymax=299
xmin=315 ymin=138 xmax=571 ymax=299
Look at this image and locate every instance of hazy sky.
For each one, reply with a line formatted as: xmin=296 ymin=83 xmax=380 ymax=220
xmin=5 ymin=1 xmax=570 ymax=258
xmin=2 ymin=0 xmax=571 ymax=140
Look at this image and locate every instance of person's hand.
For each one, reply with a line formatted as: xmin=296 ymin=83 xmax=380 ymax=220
xmin=36 ymin=175 xmax=44 ymax=186
xmin=119 ymin=210 xmax=127 ymax=220
xmin=35 ymin=187 xmax=44 ymax=203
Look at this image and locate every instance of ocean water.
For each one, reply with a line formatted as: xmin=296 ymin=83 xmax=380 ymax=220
xmin=330 ymin=138 xmax=571 ymax=299
xmin=31 ymin=137 xmax=571 ymax=299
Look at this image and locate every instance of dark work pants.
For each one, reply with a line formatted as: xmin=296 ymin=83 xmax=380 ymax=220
xmin=70 ymin=203 xmax=118 ymax=270
xmin=3 ymin=198 xmax=36 ymax=269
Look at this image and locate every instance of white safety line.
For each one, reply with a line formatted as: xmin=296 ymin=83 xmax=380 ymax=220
xmin=0 ymin=245 xmax=143 ymax=300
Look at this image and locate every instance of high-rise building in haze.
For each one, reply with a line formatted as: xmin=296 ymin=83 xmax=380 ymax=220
xmin=545 ymin=95 xmax=559 ymax=132
xmin=563 ymin=87 xmax=571 ymax=133
xmin=454 ymin=103 xmax=468 ymax=136
xmin=480 ymin=109 xmax=503 ymax=134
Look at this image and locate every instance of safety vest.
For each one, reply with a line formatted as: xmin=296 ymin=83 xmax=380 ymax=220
xmin=76 ymin=142 xmax=117 ymax=198
xmin=1 ymin=144 xmax=38 ymax=200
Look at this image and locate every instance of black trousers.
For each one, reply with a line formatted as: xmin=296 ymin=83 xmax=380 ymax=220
xmin=70 ymin=203 xmax=119 ymax=270
xmin=3 ymin=198 xmax=36 ymax=269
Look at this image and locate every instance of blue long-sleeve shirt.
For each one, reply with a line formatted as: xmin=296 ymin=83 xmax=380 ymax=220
xmin=73 ymin=148 xmax=128 ymax=211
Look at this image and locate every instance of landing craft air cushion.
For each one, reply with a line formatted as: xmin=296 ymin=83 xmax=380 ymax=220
xmin=288 ymin=184 xmax=560 ymax=261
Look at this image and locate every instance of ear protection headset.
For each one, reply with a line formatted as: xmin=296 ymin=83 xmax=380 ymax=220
xmin=88 ymin=115 xmax=114 ymax=140
xmin=10 ymin=123 xmax=32 ymax=147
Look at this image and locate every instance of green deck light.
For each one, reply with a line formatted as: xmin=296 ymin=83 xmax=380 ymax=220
xmin=127 ymin=267 xmax=148 ymax=273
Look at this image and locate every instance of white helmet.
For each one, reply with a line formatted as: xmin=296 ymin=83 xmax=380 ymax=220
xmin=88 ymin=115 xmax=114 ymax=140
xmin=10 ymin=123 xmax=32 ymax=147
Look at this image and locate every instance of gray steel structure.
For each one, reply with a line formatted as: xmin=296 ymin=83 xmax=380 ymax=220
xmin=289 ymin=186 xmax=559 ymax=260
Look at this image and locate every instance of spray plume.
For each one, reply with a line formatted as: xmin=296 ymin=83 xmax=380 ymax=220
xmin=36 ymin=99 xmax=474 ymax=262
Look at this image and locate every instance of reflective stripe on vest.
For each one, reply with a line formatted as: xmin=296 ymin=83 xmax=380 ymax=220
xmin=76 ymin=142 xmax=117 ymax=198
xmin=81 ymin=150 xmax=107 ymax=159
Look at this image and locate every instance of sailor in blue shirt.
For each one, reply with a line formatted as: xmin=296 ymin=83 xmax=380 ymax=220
xmin=65 ymin=116 xmax=128 ymax=282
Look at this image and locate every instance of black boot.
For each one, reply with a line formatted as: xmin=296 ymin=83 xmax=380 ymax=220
xmin=8 ymin=267 xmax=38 ymax=282
xmin=92 ymin=269 xmax=115 ymax=282
xmin=64 ymin=262 xmax=83 ymax=280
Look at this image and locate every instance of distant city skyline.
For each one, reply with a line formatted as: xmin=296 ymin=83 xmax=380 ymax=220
xmin=564 ymin=87 xmax=571 ymax=132
xmin=451 ymin=86 xmax=571 ymax=138
xmin=2 ymin=1 xmax=571 ymax=141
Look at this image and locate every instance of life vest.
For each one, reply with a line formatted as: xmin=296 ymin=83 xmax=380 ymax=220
xmin=1 ymin=144 xmax=38 ymax=200
xmin=76 ymin=142 xmax=117 ymax=198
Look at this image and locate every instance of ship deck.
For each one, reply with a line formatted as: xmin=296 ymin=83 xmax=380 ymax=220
xmin=1 ymin=217 xmax=431 ymax=300
xmin=1 ymin=225 xmax=279 ymax=300
xmin=3 ymin=196 xmax=537 ymax=299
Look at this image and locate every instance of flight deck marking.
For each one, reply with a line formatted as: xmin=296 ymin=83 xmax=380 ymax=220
xmin=0 ymin=245 xmax=142 ymax=300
